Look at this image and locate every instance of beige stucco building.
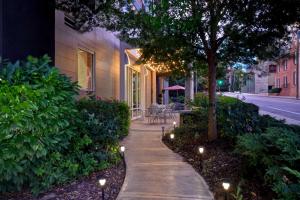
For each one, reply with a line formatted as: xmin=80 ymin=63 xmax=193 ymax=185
xmin=55 ymin=10 xmax=157 ymax=119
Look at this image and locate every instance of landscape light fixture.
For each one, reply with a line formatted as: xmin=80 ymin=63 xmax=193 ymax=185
xmin=170 ymin=133 xmax=175 ymax=140
xmin=99 ymin=178 xmax=106 ymax=200
xmin=120 ymin=146 xmax=125 ymax=157
xmin=161 ymin=126 xmax=165 ymax=137
xmin=198 ymin=146 xmax=204 ymax=171
xmin=173 ymin=121 xmax=176 ymax=129
xmin=198 ymin=146 xmax=204 ymax=154
xmin=222 ymin=181 xmax=230 ymax=200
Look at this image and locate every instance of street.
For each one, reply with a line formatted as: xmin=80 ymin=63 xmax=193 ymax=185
xmin=224 ymin=93 xmax=300 ymax=125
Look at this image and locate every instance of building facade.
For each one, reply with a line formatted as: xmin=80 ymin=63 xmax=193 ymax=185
xmin=0 ymin=0 xmax=157 ymax=119
xmin=274 ymin=39 xmax=298 ymax=97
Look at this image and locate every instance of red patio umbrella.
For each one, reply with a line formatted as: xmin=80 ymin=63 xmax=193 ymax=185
xmin=163 ymin=85 xmax=185 ymax=100
xmin=163 ymin=85 xmax=185 ymax=90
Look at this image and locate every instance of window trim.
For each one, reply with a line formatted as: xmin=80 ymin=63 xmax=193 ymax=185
xmin=77 ymin=48 xmax=96 ymax=92
xmin=283 ymin=59 xmax=288 ymax=71
xmin=276 ymin=78 xmax=281 ymax=88
xmin=283 ymin=76 xmax=288 ymax=88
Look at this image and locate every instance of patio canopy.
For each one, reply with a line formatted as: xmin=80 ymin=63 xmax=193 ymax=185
xmin=164 ymin=85 xmax=185 ymax=90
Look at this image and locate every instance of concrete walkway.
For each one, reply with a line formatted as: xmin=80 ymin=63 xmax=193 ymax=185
xmin=117 ymin=118 xmax=214 ymax=200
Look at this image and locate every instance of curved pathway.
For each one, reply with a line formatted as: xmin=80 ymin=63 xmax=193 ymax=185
xmin=117 ymin=119 xmax=214 ymax=200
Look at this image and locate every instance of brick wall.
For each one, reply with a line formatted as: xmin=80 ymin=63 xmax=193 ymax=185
xmin=274 ymin=42 xmax=297 ymax=96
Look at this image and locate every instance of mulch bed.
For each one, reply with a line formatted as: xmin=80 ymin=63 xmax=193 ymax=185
xmin=0 ymin=161 xmax=126 ymax=200
xmin=163 ymin=137 xmax=273 ymax=200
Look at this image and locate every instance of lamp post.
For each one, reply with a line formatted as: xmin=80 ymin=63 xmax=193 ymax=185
xmin=173 ymin=121 xmax=176 ymax=129
xmin=222 ymin=181 xmax=230 ymax=200
xmin=296 ymin=30 xmax=300 ymax=99
xmin=99 ymin=178 xmax=106 ymax=200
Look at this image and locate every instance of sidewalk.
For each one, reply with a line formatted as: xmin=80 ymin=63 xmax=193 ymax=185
xmin=117 ymin=118 xmax=213 ymax=200
xmin=224 ymin=92 xmax=297 ymax=100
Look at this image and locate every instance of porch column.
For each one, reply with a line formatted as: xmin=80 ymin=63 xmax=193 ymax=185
xmin=163 ymin=77 xmax=169 ymax=105
xmin=140 ymin=65 xmax=146 ymax=111
xmin=185 ymin=71 xmax=194 ymax=104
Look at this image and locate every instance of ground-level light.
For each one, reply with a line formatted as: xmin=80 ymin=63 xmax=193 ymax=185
xmin=198 ymin=146 xmax=204 ymax=154
xmin=120 ymin=146 xmax=125 ymax=152
xmin=222 ymin=181 xmax=230 ymax=200
xmin=99 ymin=178 xmax=106 ymax=200
xmin=173 ymin=121 xmax=176 ymax=129
xmin=170 ymin=133 xmax=175 ymax=140
xmin=99 ymin=178 xmax=106 ymax=187
xmin=222 ymin=182 xmax=230 ymax=190
xmin=120 ymin=146 xmax=125 ymax=157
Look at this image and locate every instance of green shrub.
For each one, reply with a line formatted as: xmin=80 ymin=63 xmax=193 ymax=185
xmin=258 ymin=114 xmax=300 ymax=133
xmin=0 ymin=71 xmax=96 ymax=193
xmin=217 ymin=96 xmax=260 ymax=140
xmin=0 ymin=56 xmax=107 ymax=195
xmin=76 ymin=97 xmax=129 ymax=164
xmin=191 ymin=92 xmax=209 ymax=108
xmin=269 ymin=88 xmax=282 ymax=93
xmin=187 ymin=94 xmax=260 ymax=140
xmin=77 ymin=97 xmax=130 ymax=140
xmin=235 ymin=128 xmax=300 ymax=199
xmin=176 ymin=110 xmax=208 ymax=147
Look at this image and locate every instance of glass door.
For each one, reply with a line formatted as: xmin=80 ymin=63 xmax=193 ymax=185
xmin=127 ymin=66 xmax=141 ymax=119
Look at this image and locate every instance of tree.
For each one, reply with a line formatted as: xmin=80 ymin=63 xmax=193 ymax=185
xmin=56 ymin=0 xmax=299 ymax=141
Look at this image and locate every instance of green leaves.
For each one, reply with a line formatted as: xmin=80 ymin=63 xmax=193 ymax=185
xmin=0 ymin=56 xmax=129 ymax=195
xmin=236 ymin=128 xmax=300 ymax=199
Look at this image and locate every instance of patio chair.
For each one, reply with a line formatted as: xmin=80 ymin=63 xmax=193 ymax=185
xmin=147 ymin=104 xmax=166 ymax=124
xmin=165 ymin=103 xmax=176 ymax=120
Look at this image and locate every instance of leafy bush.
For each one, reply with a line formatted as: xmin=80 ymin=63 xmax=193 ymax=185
xmin=175 ymin=110 xmax=208 ymax=147
xmin=186 ymin=94 xmax=260 ymax=140
xmin=217 ymin=96 xmax=260 ymax=140
xmin=77 ymin=97 xmax=130 ymax=140
xmin=191 ymin=92 xmax=209 ymax=108
xmin=235 ymin=128 xmax=300 ymax=199
xmin=258 ymin=114 xmax=300 ymax=133
xmin=269 ymin=88 xmax=282 ymax=93
xmin=0 ymin=56 xmax=127 ymax=195
xmin=76 ymin=97 xmax=130 ymax=164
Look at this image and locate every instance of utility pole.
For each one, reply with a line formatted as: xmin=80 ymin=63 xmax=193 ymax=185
xmin=297 ymin=30 xmax=300 ymax=99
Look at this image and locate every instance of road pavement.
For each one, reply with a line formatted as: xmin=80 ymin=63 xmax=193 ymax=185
xmin=224 ymin=93 xmax=300 ymax=125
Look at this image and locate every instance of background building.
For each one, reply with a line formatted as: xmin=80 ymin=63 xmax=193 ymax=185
xmin=274 ymin=38 xmax=298 ymax=96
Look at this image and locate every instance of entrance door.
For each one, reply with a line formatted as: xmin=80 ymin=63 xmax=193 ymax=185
xmin=127 ymin=66 xmax=141 ymax=119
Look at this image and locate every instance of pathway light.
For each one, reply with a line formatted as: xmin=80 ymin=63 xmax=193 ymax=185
xmin=170 ymin=133 xmax=175 ymax=140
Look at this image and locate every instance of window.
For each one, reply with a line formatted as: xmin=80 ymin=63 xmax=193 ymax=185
xmin=294 ymin=71 xmax=297 ymax=86
xmin=283 ymin=59 xmax=288 ymax=71
xmin=295 ymin=51 xmax=297 ymax=65
xmin=276 ymin=78 xmax=281 ymax=88
xmin=277 ymin=65 xmax=280 ymax=72
xmin=283 ymin=76 xmax=288 ymax=88
xmin=77 ymin=49 xmax=94 ymax=91
xmin=269 ymin=65 xmax=277 ymax=73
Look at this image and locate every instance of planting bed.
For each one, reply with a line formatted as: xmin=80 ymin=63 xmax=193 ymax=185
xmin=0 ymin=161 xmax=125 ymax=200
xmin=163 ymin=137 xmax=274 ymax=200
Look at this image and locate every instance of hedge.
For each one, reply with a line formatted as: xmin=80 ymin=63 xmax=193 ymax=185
xmin=0 ymin=56 xmax=130 ymax=195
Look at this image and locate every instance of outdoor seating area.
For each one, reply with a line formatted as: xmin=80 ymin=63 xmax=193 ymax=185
xmin=146 ymin=103 xmax=177 ymax=124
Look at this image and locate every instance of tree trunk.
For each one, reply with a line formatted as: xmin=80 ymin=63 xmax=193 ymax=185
xmin=207 ymin=51 xmax=218 ymax=141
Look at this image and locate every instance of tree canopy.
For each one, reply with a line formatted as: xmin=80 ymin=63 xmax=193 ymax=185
xmin=56 ymin=0 xmax=300 ymax=140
